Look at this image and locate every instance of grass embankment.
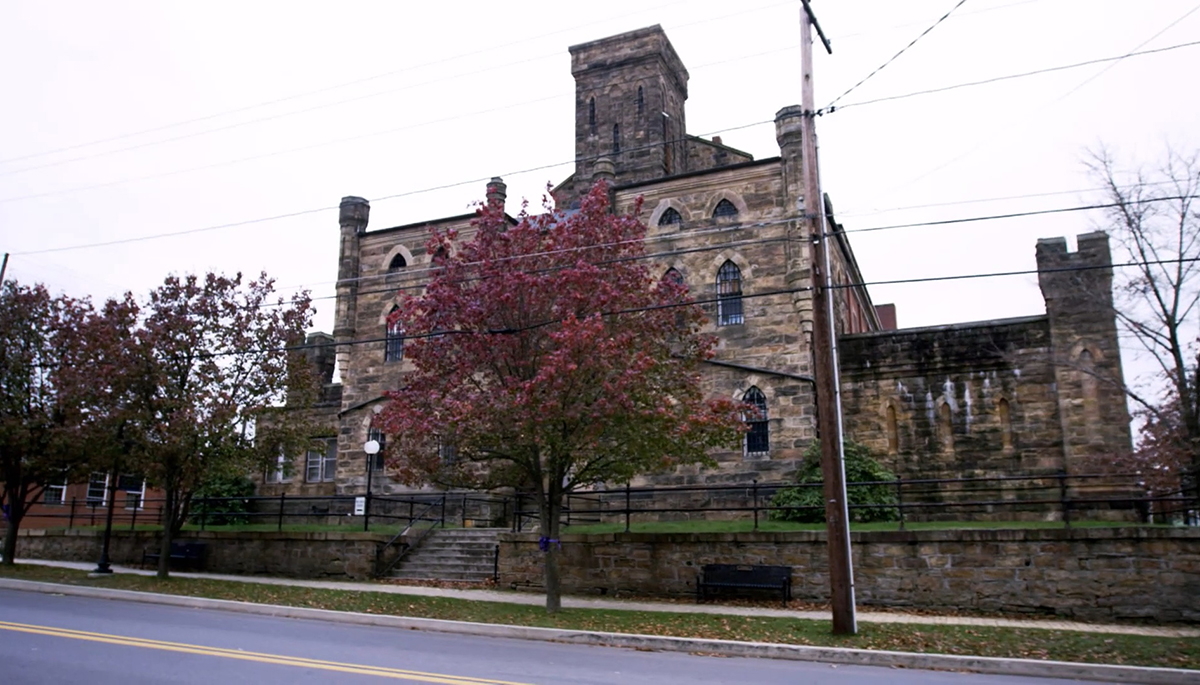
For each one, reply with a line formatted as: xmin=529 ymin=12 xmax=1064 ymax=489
xmin=0 ymin=564 xmax=1193 ymax=670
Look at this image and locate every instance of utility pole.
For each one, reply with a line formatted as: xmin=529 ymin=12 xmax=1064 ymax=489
xmin=800 ymin=0 xmax=857 ymax=635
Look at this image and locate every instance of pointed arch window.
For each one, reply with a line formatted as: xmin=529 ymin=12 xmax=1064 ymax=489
xmin=998 ymin=398 xmax=1013 ymax=450
xmin=713 ymin=199 xmax=738 ymax=219
xmin=637 ymin=86 xmax=645 ymax=115
xmin=716 ymin=260 xmax=743 ymax=326
xmin=663 ymin=267 xmax=685 ymax=287
xmin=939 ymin=402 xmax=954 ymax=452
xmin=612 ymin=123 xmax=620 ymax=154
xmin=385 ymin=306 xmax=404 ymax=363
xmin=886 ymin=404 xmax=899 ymax=454
xmin=588 ymin=97 xmax=596 ymax=134
xmin=387 ymin=254 xmax=407 ymax=272
xmin=743 ymin=387 xmax=769 ymax=455
xmin=658 ymin=207 xmax=681 ymax=227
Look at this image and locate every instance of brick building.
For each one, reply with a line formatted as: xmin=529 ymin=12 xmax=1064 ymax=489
xmin=265 ymin=26 xmax=1131 ymax=502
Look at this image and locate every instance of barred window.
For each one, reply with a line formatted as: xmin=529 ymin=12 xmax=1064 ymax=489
xmin=713 ymin=199 xmax=738 ymax=218
xmin=716 ymin=260 xmax=743 ymax=326
xmin=612 ymin=123 xmax=620 ymax=154
xmin=658 ymin=207 xmax=681 ymax=227
xmin=385 ymin=306 xmax=404 ymax=363
xmin=743 ymin=387 xmax=769 ymax=455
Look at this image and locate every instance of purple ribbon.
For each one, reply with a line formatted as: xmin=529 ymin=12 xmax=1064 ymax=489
xmin=538 ymin=536 xmax=561 ymax=552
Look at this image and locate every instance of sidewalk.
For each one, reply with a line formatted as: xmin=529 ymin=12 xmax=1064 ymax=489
xmin=20 ymin=559 xmax=1198 ymax=639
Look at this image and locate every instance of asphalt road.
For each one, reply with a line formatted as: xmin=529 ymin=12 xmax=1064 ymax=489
xmin=0 ymin=588 xmax=1110 ymax=685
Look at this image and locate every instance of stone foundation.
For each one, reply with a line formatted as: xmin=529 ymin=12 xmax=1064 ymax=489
xmin=498 ymin=527 xmax=1200 ymax=623
xmin=15 ymin=529 xmax=389 ymax=580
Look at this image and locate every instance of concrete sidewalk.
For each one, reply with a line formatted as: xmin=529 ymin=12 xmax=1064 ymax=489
xmin=20 ymin=559 xmax=1198 ymax=639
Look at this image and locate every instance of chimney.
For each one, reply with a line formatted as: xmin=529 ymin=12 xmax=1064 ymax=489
xmin=485 ymin=177 xmax=507 ymax=210
xmin=713 ymin=136 xmax=723 ymax=145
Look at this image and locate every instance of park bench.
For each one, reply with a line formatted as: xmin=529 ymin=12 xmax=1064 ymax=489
xmin=142 ymin=542 xmax=207 ymax=571
xmin=696 ymin=563 xmax=792 ymax=606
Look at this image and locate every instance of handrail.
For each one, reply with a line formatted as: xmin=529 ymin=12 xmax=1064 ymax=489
xmin=375 ymin=496 xmax=444 ymax=578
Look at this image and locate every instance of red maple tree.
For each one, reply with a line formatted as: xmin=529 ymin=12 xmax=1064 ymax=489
xmin=376 ymin=182 xmax=745 ymax=611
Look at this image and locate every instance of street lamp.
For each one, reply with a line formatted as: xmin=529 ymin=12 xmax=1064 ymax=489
xmin=91 ymin=464 xmax=119 ymax=576
xmin=364 ymin=438 xmax=380 ymax=497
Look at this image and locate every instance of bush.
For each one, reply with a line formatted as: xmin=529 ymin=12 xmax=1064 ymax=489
xmin=189 ymin=474 xmax=257 ymax=526
xmin=770 ymin=440 xmax=899 ymax=523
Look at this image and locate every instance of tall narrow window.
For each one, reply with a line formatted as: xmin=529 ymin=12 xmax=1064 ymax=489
xmin=717 ymin=260 xmax=743 ymax=326
xmin=886 ymin=404 xmax=899 ymax=454
xmin=713 ymin=199 xmax=739 ymax=219
xmin=612 ymin=123 xmax=620 ymax=154
xmin=588 ymin=97 xmax=596 ymax=133
xmin=385 ymin=306 xmax=404 ymax=363
xmin=306 ymin=438 xmax=338 ymax=483
xmin=387 ymin=254 xmax=407 ymax=272
xmin=637 ymin=86 xmax=644 ymax=115
xmin=658 ymin=207 xmax=681 ymax=227
xmin=663 ymin=267 xmax=685 ymax=287
xmin=743 ymin=387 xmax=769 ymax=455
xmin=998 ymin=398 xmax=1013 ymax=450
xmin=367 ymin=428 xmax=386 ymax=471
xmin=662 ymin=116 xmax=672 ymax=173
xmin=939 ymin=402 xmax=954 ymax=451
xmin=86 ymin=472 xmax=108 ymax=505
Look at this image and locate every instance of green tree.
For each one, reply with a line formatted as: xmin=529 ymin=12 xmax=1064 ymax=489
xmin=771 ymin=440 xmax=899 ymax=523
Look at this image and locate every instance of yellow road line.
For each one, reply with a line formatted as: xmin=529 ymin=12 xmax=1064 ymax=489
xmin=0 ymin=620 xmax=534 ymax=684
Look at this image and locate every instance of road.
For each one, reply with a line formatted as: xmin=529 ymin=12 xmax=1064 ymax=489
xmin=0 ymin=588 xmax=1110 ymax=685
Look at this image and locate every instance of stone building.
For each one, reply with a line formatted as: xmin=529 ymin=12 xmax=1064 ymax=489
xmin=268 ymin=26 xmax=1131 ymax=507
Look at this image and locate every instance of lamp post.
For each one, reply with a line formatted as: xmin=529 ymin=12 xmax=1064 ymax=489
xmin=92 ymin=464 xmax=119 ymax=576
xmin=363 ymin=438 xmax=380 ymax=532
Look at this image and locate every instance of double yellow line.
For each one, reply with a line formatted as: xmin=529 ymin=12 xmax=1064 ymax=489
xmin=0 ymin=620 xmax=535 ymax=684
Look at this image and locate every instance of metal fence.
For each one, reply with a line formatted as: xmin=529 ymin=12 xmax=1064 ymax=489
xmin=24 ymin=471 xmax=1199 ymax=533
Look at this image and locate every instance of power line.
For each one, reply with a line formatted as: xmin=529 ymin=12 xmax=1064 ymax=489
xmin=826 ymin=0 xmax=969 ymax=109
xmin=826 ymin=39 xmax=1200 ymax=114
xmin=838 ymin=256 xmax=1200 ymax=291
xmin=0 ymin=0 xmax=793 ymax=178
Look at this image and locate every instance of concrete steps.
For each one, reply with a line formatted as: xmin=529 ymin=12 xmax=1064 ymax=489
xmin=389 ymin=528 xmax=504 ymax=583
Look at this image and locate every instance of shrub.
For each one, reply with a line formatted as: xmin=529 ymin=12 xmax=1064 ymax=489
xmin=189 ymin=474 xmax=257 ymax=526
xmin=770 ymin=440 xmax=899 ymax=523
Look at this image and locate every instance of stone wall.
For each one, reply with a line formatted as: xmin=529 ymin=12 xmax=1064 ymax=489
xmin=15 ymin=529 xmax=389 ymax=580
xmin=498 ymin=528 xmax=1200 ymax=623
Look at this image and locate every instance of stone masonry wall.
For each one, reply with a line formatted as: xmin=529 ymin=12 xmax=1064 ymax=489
xmin=498 ymin=528 xmax=1200 ymax=623
xmin=16 ymin=529 xmax=389 ymax=580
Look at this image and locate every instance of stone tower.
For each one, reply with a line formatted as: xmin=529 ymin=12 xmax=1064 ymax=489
xmin=568 ymin=25 xmax=689 ymax=200
xmin=334 ymin=196 xmax=370 ymax=388
xmin=1036 ymin=232 xmax=1133 ymax=470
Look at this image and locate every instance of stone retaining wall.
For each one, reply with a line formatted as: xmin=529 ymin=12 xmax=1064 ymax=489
xmin=15 ymin=529 xmax=389 ymax=580
xmin=498 ymin=527 xmax=1200 ymax=623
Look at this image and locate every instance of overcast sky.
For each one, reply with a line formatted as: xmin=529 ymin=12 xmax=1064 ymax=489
xmin=2 ymin=0 xmax=1197 ymax=394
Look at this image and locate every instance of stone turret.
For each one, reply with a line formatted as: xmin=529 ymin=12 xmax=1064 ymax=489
xmin=334 ymin=196 xmax=370 ymax=392
xmin=1036 ymin=232 xmax=1132 ymax=469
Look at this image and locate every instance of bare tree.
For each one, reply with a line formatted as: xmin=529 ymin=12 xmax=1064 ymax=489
xmin=1088 ymin=147 xmax=1199 ymax=501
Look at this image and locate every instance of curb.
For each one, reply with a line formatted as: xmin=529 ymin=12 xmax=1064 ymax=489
xmin=1 ymin=578 xmax=1195 ymax=684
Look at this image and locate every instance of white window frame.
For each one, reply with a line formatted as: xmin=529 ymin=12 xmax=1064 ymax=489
xmin=86 ymin=472 xmax=109 ymax=506
xmin=267 ymin=452 xmax=290 ymax=484
xmin=305 ymin=439 xmax=338 ymax=483
xmin=122 ymin=478 xmax=147 ymax=510
xmin=43 ymin=480 xmax=67 ymax=506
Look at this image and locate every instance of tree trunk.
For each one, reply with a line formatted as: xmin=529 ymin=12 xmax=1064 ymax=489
xmin=2 ymin=507 xmax=19 ymax=566
xmin=157 ymin=487 xmax=175 ymax=579
xmin=539 ymin=494 xmax=563 ymax=613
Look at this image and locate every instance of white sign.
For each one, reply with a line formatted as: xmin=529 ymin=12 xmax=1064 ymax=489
xmin=353 ymin=496 xmax=366 ymax=516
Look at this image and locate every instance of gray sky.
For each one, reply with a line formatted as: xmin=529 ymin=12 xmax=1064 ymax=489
xmin=2 ymin=0 xmax=1197 ymax=395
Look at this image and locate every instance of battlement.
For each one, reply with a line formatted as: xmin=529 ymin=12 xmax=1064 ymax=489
xmin=569 ymin=25 xmax=689 ymax=94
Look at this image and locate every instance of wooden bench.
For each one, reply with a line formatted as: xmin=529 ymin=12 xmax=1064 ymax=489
xmin=696 ymin=563 xmax=792 ymax=606
xmin=142 ymin=542 xmax=207 ymax=571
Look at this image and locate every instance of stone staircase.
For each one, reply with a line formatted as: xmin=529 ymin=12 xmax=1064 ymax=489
xmin=387 ymin=528 xmax=504 ymax=583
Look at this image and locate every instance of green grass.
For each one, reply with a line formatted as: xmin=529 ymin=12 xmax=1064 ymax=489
xmin=0 ymin=563 xmax=1194 ymax=671
xmin=561 ymin=519 xmax=1157 ymax=535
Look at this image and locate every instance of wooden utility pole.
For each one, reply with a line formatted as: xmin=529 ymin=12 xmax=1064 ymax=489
xmin=800 ymin=0 xmax=857 ymax=635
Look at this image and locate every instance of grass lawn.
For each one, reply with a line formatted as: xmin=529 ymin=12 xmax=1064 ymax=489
xmin=0 ymin=564 xmax=1194 ymax=671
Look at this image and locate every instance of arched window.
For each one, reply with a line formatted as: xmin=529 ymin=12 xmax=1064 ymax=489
xmin=716 ymin=260 xmax=743 ymax=326
xmin=637 ymin=86 xmax=644 ymax=115
xmin=612 ymin=123 xmax=620 ymax=154
xmin=998 ymin=398 xmax=1013 ymax=450
xmin=713 ymin=199 xmax=738 ymax=219
xmin=658 ymin=207 xmax=681 ymax=227
xmin=385 ymin=306 xmax=404 ymax=363
xmin=588 ymin=97 xmax=596 ymax=133
xmin=387 ymin=253 xmax=407 ymax=272
xmin=743 ymin=387 xmax=769 ymax=455
xmin=939 ymin=402 xmax=954 ymax=452
xmin=663 ymin=267 xmax=685 ymax=286
xmin=886 ymin=404 xmax=899 ymax=454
